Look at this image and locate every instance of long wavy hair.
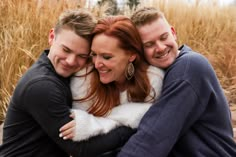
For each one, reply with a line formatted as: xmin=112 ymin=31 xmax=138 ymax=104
xmin=79 ymin=15 xmax=154 ymax=116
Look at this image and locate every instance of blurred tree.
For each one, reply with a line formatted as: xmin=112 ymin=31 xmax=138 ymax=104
xmin=97 ymin=0 xmax=120 ymax=15
xmin=127 ymin=0 xmax=140 ymax=10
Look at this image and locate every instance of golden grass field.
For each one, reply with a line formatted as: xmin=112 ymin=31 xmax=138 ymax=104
xmin=0 ymin=0 xmax=236 ymax=126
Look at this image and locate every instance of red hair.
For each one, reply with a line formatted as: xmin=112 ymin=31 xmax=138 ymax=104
xmin=79 ymin=16 xmax=154 ymax=116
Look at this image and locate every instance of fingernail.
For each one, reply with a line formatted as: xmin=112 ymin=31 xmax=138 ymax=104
xmin=59 ymin=133 xmax=63 ymax=138
xmin=63 ymin=136 xmax=67 ymax=140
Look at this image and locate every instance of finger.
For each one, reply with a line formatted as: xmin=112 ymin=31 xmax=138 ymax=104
xmin=59 ymin=120 xmax=75 ymax=132
xmin=59 ymin=127 xmax=75 ymax=140
xmin=70 ymin=112 xmax=75 ymax=119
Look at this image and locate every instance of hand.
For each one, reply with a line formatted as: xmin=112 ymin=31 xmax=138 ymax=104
xmin=59 ymin=113 xmax=75 ymax=140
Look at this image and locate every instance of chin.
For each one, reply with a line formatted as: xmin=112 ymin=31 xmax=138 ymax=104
xmin=60 ymin=71 xmax=72 ymax=78
xmin=100 ymin=80 xmax=108 ymax=84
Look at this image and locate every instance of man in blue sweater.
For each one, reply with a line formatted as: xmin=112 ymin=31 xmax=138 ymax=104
xmin=118 ymin=7 xmax=236 ymax=156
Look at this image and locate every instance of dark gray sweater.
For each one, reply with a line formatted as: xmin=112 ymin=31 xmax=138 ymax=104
xmin=0 ymin=50 xmax=134 ymax=157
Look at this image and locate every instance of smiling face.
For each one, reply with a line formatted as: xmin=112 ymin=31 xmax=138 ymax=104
xmin=138 ymin=18 xmax=179 ymax=69
xmin=91 ymin=33 xmax=136 ymax=88
xmin=48 ymin=29 xmax=90 ymax=78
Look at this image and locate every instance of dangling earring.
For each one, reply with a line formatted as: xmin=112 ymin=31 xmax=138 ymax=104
xmin=125 ymin=62 xmax=135 ymax=80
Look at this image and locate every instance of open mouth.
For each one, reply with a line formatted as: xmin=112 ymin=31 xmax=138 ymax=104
xmin=98 ymin=70 xmax=109 ymax=74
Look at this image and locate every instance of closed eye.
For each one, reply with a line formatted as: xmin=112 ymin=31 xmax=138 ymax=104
xmin=144 ymin=42 xmax=154 ymax=48
xmin=77 ymin=54 xmax=89 ymax=59
xmin=160 ymin=33 xmax=168 ymax=41
xmin=63 ymin=47 xmax=70 ymax=53
xmin=103 ymin=55 xmax=112 ymax=60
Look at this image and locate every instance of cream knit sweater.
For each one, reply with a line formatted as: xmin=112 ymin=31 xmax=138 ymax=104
xmin=70 ymin=65 xmax=164 ymax=141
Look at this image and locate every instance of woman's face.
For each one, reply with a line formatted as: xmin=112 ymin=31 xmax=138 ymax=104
xmin=91 ymin=33 xmax=136 ymax=88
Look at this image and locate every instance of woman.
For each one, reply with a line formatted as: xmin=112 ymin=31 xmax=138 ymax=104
xmin=59 ymin=15 xmax=164 ymax=141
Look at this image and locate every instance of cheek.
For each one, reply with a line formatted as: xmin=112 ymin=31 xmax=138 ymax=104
xmin=78 ymin=59 xmax=88 ymax=67
xmin=144 ymin=51 xmax=153 ymax=61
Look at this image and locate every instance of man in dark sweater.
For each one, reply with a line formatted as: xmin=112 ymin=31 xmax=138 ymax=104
xmin=117 ymin=7 xmax=236 ymax=157
xmin=0 ymin=9 xmax=134 ymax=157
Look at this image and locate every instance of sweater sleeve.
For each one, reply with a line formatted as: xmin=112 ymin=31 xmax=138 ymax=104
xmin=22 ymin=78 xmax=135 ymax=157
xmin=72 ymin=109 xmax=120 ymax=141
xmin=106 ymin=102 xmax=152 ymax=129
xmin=117 ymin=80 xmax=199 ymax=157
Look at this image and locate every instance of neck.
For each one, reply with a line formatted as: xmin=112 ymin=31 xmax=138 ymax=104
xmin=116 ymin=82 xmax=127 ymax=92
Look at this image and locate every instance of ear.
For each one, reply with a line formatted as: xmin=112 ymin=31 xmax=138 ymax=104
xmin=170 ymin=26 xmax=177 ymax=40
xmin=129 ymin=54 xmax=137 ymax=62
xmin=48 ymin=28 xmax=55 ymax=45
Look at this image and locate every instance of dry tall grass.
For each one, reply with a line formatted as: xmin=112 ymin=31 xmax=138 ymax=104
xmin=0 ymin=0 xmax=235 ymax=124
xmin=0 ymin=0 xmax=83 ymax=123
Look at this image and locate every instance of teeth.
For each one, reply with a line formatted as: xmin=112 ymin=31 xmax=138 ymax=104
xmin=155 ymin=49 xmax=169 ymax=58
xmin=155 ymin=52 xmax=168 ymax=58
xmin=99 ymin=70 xmax=108 ymax=74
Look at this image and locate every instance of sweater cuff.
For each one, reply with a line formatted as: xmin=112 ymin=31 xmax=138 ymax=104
xmin=71 ymin=109 xmax=119 ymax=141
xmin=71 ymin=109 xmax=96 ymax=141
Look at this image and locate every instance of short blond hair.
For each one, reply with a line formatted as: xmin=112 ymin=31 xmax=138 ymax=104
xmin=131 ymin=7 xmax=167 ymax=27
xmin=54 ymin=9 xmax=96 ymax=42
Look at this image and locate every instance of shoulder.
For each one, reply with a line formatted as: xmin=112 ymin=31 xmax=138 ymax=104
xmin=169 ymin=45 xmax=213 ymax=76
xmin=178 ymin=45 xmax=212 ymax=72
xmin=22 ymin=56 xmax=68 ymax=90
xmin=147 ymin=65 xmax=165 ymax=80
xmin=165 ymin=45 xmax=216 ymax=85
xmin=16 ymin=65 xmax=69 ymax=98
xmin=146 ymin=65 xmax=164 ymax=88
xmin=24 ymin=76 xmax=67 ymax=96
xmin=12 ymin=75 xmax=70 ymax=110
xmin=180 ymin=47 xmax=214 ymax=74
xmin=70 ymin=67 xmax=93 ymax=96
xmin=146 ymin=66 xmax=164 ymax=99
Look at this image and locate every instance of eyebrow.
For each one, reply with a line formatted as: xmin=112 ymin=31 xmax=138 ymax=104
xmin=62 ymin=44 xmax=89 ymax=56
xmin=161 ymin=32 xmax=168 ymax=37
xmin=91 ymin=49 xmax=111 ymax=55
xmin=143 ymin=32 xmax=169 ymax=44
xmin=61 ymin=44 xmax=72 ymax=52
xmin=143 ymin=40 xmax=154 ymax=45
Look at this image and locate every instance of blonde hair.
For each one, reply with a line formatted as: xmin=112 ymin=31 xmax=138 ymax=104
xmin=54 ymin=9 xmax=96 ymax=42
xmin=131 ymin=7 xmax=168 ymax=27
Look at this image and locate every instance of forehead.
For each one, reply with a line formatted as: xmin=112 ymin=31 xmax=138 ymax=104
xmin=138 ymin=18 xmax=170 ymax=41
xmin=91 ymin=34 xmax=122 ymax=53
xmin=56 ymin=29 xmax=90 ymax=53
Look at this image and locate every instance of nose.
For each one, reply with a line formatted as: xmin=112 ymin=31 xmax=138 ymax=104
xmin=66 ymin=54 xmax=77 ymax=66
xmin=154 ymin=41 xmax=165 ymax=52
xmin=94 ymin=56 xmax=103 ymax=69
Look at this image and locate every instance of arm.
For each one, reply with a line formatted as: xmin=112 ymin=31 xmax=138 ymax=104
xmin=59 ymin=102 xmax=152 ymax=141
xmin=106 ymin=102 xmax=152 ymax=128
xmin=71 ymin=109 xmax=121 ymax=141
xmin=24 ymin=79 xmax=134 ymax=157
xmin=117 ymin=80 xmax=201 ymax=157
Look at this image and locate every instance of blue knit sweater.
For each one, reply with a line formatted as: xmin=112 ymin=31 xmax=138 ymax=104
xmin=118 ymin=45 xmax=236 ymax=157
